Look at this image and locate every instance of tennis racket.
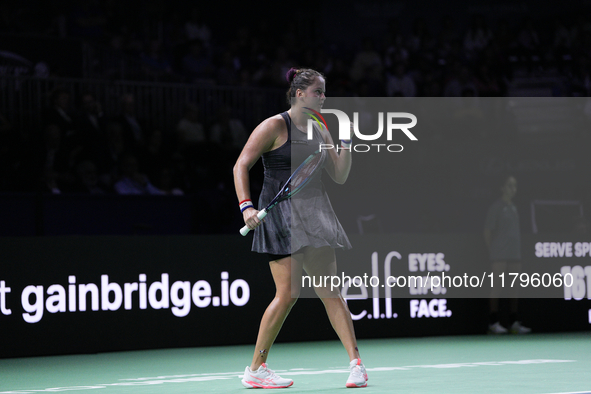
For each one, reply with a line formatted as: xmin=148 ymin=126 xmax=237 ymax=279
xmin=240 ymin=149 xmax=325 ymax=236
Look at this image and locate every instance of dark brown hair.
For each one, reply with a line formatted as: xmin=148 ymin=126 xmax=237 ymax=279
xmin=285 ymin=67 xmax=324 ymax=105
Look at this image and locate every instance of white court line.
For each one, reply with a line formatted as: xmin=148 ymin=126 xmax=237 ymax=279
xmin=0 ymin=359 xmax=578 ymax=393
xmin=543 ymin=392 xmax=591 ymax=394
xmin=0 ymin=377 xmax=231 ymax=394
xmin=118 ymin=371 xmax=244 ymax=381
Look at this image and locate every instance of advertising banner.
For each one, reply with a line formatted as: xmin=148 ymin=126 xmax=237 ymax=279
xmin=1 ymin=234 xmax=589 ymax=358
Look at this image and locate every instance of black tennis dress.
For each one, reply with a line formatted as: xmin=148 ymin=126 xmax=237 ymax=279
xmin=252 ymin=111 xmax=351 ymax=255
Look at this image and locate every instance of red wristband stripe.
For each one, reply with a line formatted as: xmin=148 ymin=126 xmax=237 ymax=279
xmin=240 ymin=199 xmax=254 ymax=213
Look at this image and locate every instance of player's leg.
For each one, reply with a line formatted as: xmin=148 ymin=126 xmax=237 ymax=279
xmin=302 ymin=246 xmax=368 ymax=388
xmin=302 ymin=246 xmax=359 ymax=360
xmin=489 ymin=261 xmax=508 ymax=334
xmin=250 ymin=255 xmax=302 ymax=371
xmin=506 ymin=261 xmax=531 ymax=334
xmin=242 ymin=255 xmax=300 ymax=388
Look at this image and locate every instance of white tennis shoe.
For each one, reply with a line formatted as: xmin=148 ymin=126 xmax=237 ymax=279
xmin=488 ymin=321 xmax=508 ymax=334
xmin=346 ymin=358 xmax=368 ymax=388
xmin=510 ymin=321 xmax=532 ymax=334
xmin=241 ymin=363 xmax=293 ymax=389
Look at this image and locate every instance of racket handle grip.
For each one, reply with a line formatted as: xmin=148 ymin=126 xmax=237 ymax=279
xmin=239 ymin=209 xmax=268 ymax=236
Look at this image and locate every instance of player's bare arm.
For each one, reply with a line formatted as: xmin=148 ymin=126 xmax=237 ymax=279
xmin=233 ymin=116 xmax=286 ymax=229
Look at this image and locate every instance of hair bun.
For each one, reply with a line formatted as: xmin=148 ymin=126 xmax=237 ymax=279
xmin=286 ymin=67 xmax=299 ymax=83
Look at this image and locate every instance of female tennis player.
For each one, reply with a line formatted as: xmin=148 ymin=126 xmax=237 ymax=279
xmin=233 ymin=68 xmax=368 ymax=389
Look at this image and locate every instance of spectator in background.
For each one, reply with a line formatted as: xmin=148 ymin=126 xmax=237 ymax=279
xmin=439 ymin=15 xmax=459 ymax=44
xmin=216 ymin=51 xmax=239 ymax=86
xmin=302 ymin=48 xmax=333 ymax=77
xmin=140 ymin=40 xmax=173 ymax=78
xmin=464 ymin=14 xmax=493 ymax=54
xmin=45 ymin=88 xmax=76 ymax=141
xmin=168 ymin=150 xmax=192 ymax=193
xmin=515 ymin=17 xmax=541 ymax=73
xmin=233 ymin=27 xmax=252 ymax=69
xmin=474 ymin=64 xmax=502 ymax=97
xmin=350 ymin=38 xmax=383 ymax=83
xmin=45 ymin=2 xmax=68 ymax=39
xmin=444 ymin=64 xmax=478 ymax=97
xmin=569 ymin=56 xmax=591 ymax=96
xmin=161 ymin=9 xmax=186 ymax=45
xmin=153 ymin=168 xmax=184 ymax=196
xmin=386 ymin=64 xmax=416 ymax=97
xmin=117 ymin=93 xmax=146 ymax=152
xmin=97 ymin=121 xmax=127 ymax=187
xmin=68 ymin=0 xmax=106 ymax=39
xmin=484 ymin=175 xmax=531 ymax=335
xmin=75 ymin=93 xmax=107 ymax=162
xmin=106 ymin=121 xmax=126 ymax=161
xmin=422 ymin=75 xmax=443 ymax=97
xmin=138 ymin=129 xmax=170 ymax=182
xmin=72 ymin=159 xmax=108 ymax=194
xmin=326 ymin=58 xmax=352 ymax=96
xmin=184 ymin=6 xmax=211 ymax=46
xmin=269 ymin=46 xmax=294 ymax=87
xmin=77 ymin=93 xmax=105 ymax=134
xmin=384 ymin=36 xmax=409 ymax=73
xmin=175 ymin=103 xmax=212 ymax=190
xmin=569 ymin=15 xmax=591 ymax=46
xmin=176 ymin=103 xmax=206 ymax=150
xmin=114 ymin=154 xmax=164 ymax=195
xmin=40 ymin=167 xmax=61 ymax=194
xmin=210 ymin=105 xmax=247 ymax=189
xmin=0 ymin=112 xmax=15 ymax=191
xmin=481 ymin=45 xmax=511 ymax=91
xmin=237 ymin=68 xmax=254 ymax=87
xmin=552 ymin=18 xmax=573 ymax=73
xmin=494 ymin=19 xmax=514 ymax=53
xmin=32 ymin=124 xmax=76 ymax=192
xmin=385 ymin=18 xmax=405 ymax=50
xmin=234 ymin=32 xmax=269 ymax=86
xmin=210 ymin=105 xmax=247 ymax=153
xmin=407 ymin=18 xmax=431 ymax=54
xmin=174 ymin=103 xmax=211 ymax=189
xmin=182 ymin=39 xmax=213 ymax=82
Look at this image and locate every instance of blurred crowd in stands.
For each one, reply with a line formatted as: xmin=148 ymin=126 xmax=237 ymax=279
xmin=2 ymin=1 xmax=591 ymax=94
xmin=1 ymin=1 xmax=591 ymax=198
xmin=0 ymin=87 xmax=248 ymax=196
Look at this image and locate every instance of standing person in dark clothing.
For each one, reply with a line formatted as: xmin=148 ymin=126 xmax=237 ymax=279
xmin=484 ymin=175 xmax=531 ymax=334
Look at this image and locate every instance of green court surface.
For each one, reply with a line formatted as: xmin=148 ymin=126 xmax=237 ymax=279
xmin=1 ymin=332 xmax=590 ymax=394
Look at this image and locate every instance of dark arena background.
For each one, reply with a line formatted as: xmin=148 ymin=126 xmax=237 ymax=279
xmin=1 ymin=1 xmax=591 ymax=393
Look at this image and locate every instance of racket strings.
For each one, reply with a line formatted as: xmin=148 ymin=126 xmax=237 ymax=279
xmin=289 ymin=153 xmax=323 ymax=191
